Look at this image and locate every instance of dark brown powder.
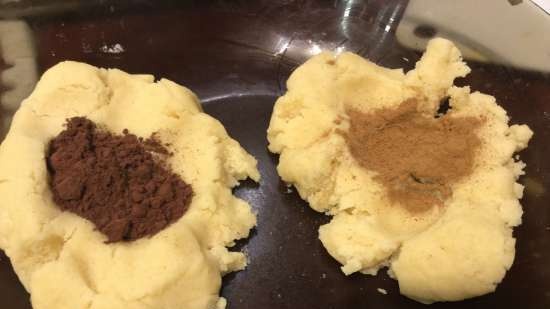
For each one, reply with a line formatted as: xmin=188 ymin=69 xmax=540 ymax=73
xmin=345 ymin=99 xmax=482 ymax=212
xmin=47 ymin=117 xmax=193 ymax=242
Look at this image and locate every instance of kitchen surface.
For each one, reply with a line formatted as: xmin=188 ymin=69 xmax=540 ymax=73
xmin=1 ymin=1 xmax=549 ymax=308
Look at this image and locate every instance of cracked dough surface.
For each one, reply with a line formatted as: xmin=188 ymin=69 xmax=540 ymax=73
xmin=267 ymin=38 xmax=532 ymax=303
xmin=0 ymin=61 xmax=260 ymax=309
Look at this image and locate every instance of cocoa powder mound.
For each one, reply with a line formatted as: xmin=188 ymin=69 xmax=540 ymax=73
xmin=345 ymin=100 xmax=483 ymax=212
xmin=47 ymin=117 xmax=193 ymax=242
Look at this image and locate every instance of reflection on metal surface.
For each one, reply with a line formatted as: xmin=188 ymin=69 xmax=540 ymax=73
xmin=396 ymin=0 xmax=550 ymax=72
xmin=335 ymin=0 xmax=407 ymax=60
xmin=274 ymin=0 xmax=407 ymax=76
xmin=339 ymin=0 xmax=359 ymax=39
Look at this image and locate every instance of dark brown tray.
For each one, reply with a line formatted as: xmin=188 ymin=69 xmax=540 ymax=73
xmin=1 ymin=1 xmax=549 ymax=308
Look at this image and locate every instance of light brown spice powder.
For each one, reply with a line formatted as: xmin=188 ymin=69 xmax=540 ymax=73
xmin=345 ymin=99 xmax=483 ymax=212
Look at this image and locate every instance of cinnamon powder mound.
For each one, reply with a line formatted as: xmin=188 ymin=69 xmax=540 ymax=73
xmin=345 ymin=100 xmax=483 ymax=212
xmin=47 ymin=117 xmax=193 ymax=242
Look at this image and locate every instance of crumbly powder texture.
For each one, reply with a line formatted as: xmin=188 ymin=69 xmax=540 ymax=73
xmin=47 ymin=117 xmax=193 ymax=243
xmin=267 ymin=38 xmax=533 ymax=303
xmin=345 ymin=99 xmax=483 ymax=212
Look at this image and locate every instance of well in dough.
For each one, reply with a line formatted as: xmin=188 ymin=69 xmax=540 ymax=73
xmin=0 ymin=61 xmax=260 ymax=309
xmin=267 ymin=38 xmax=532 ymax=303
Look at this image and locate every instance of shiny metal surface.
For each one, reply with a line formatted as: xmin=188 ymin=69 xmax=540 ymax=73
xmin=0 ymin=1 xmax=549 ymax=308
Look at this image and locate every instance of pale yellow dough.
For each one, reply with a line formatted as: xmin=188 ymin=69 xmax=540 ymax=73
xmin=267 ymin=38 xmax=532 ymax=303
xmin=0 ymin=62 xmax=260 ymax=309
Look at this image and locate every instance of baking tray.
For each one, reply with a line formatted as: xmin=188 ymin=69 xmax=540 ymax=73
xmin=1 ymin=1 xmax=549 ymax=308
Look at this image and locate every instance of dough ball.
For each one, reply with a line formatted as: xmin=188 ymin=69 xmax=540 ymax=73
xmin=0 ymin=61 xmax=260 ymax=309
xmin=267 ymin=38 xmax=532 ymax=303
